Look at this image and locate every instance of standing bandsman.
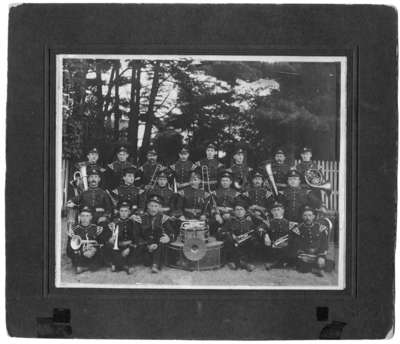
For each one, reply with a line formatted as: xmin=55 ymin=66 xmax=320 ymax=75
xmin=228 ymin=148 xmax=252 ymax=191
xmin=73 ymin=147 xmax=105 ymax=191
xmin=107 ymin=201 xmax=142 ymax=275
xmin=144 ymin=171 xmax=175 ymax=215
xmin=131 ymin=195 xmax=175 ymax=273
xmin=66 ymin=206 xmax=110 ymax=274
xmin=176 ymin=171 xmax=207 ymax=220
xmin=112 ymin=167 xmax=142 ymax=213
xmin=274 ymin=169 xmax=321 ymax=223
xmin=295 ymin=206 xmax=329 ymax=277
xmin=67 ymin=167 xmax=113 ymax=224
xmin=260 ymin=148 xmax=291 ymax=190
xmin=170 ymin=146 xmax=196 ymax=190
xmin=196 ymin=143 xmax=224 ymax=191
xmin=138 ymin=148 xmax=165 ymax=189
xmin=219 ymin=198 xmax=260 ymax=271
xmin=107 ymin=146 xmax=136 ymax=189
xmin=296 ymin=147 xmax=318 ymax=185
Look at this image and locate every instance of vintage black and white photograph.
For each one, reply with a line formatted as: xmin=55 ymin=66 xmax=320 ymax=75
xmin=55 ymin=54 xmax=347 ymax=289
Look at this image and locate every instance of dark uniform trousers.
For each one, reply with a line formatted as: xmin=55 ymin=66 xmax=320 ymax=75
xmin=295 ymin=222 xmax=329 ymax=271
xmin=108 ymin=218 xmax=142 ymax=269
xmin=220 ymin=216 xmax=258 ymax=265
xmin=171 ymin=160 xmax=195 ymax=189
xmin=67 ymin=223 xmax=110 ymax=268
xmin=176 ymin=186 xmax=206 ymax=219
xmin=134 ymin=213 xmax=175 ymax=268
xmin=72 ymin=187 xmax=112 ymax=223
xmin=265 ymin=218 xmax=296 ymax=264
xmin=199 ymin=158 xmax=224 ymax=190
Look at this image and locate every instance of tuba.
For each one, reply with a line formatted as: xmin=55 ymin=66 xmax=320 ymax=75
xmin=304 ymin=169 xmax=332 ymax=194
xmin=73 ymin=164 xmax=88 ymax=191
xmin=70 ymin=234 xmax=100 ymax=250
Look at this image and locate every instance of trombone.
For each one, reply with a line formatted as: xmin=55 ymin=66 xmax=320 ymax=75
xmin=147 ymin=164 xmax=162 ymax=190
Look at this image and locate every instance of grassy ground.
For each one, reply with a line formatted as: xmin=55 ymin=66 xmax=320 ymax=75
xmin=59 ymin=220 xmax=338 ymax=288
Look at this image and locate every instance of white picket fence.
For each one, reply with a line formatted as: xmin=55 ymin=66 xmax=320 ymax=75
xmin=295 ymin=159 xmax=339 ymax=212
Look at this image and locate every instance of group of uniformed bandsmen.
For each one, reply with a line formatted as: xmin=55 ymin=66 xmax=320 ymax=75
xmin=66 ymin=143 xmax=331 ymax=277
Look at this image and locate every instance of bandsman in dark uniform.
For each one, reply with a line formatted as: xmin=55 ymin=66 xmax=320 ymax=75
xmin=296 ymin=147 xmax=318 ymax=185
xmin=107 ymin=201 xmax=142 ymax=275
xmin=67 ymin=167 xmax=113 ymax=224
xmin=66 ymin=206 xmax=110 ymax=274
xmin=170 ymin=146 xmax=196 ymax=190
xmin=131 ymin=195 xmax=175 ymax=273
xmin=295 ymin=206 xmax=329 ymax=277
xmin=219 ymin=199 xmax=261 ymax=271
xmin=227 ymin=148 xmax=252 ymax=191
xmin=273 ymin=169 xmax=321 ymax=223
xmin=144 ymin=171 xmax=175 ymax=215
xmin=214 ymin=171 xmax=240 ymax=222
xmin=107 ymin=146 xmax=136 ymax=189
xmin=260 ymin=148 xmax=291 ymax=190
xmin=243 ymin=170 xmax=271 ymax=214
xmin=137 ymin=148 xmax=165 ymax=189
xmin=112 ymin=167 xmax=142 ymax=213
xmin=263 ymin=201 xmax=298 ymax=270
xmin=196 ymin=143 xmax=224 ymax=191
xmin=176 ymin=171 xmax=207 ymax=220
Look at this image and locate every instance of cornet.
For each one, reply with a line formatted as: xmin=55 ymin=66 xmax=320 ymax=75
xmin=70 ymin=234 xmax=101 ymax=250
xmin=112 ymin=225 xmax=120 ymax=251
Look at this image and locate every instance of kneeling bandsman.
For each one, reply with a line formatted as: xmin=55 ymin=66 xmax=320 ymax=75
xmin=107 ymin=201 xmax=142 ymax=275
xmin=67 ymin=206 xmax=110 ymax=274
xmin=219 ymin=199 xmax=261 ymax=272
xmin=132 ymin=195 xmax=175 ymax=273
xmin=263 ymin=201 xmax=298 ymax=270
xmin=295 ymin=206 xmax=329 ymax=277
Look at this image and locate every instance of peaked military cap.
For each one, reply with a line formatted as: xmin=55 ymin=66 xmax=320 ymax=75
xmin=287 ymin=169 xmax=301 ymax=178
xmin=206 ymin=143 xmax=217 ymax=150
xmin=117 ymin=200 xmax=132 ymax=209
xmin=122 ymin=166 xmax=137 ymax=175
xmin=87 ymin=147 xmax=99 ymax=154
xmin=87 ymin=166 xmax=101 ymax=176
xmin=180 ymin=146 xmax=190 ymax=154
xmin=219 ymin=170 xmax=233 ymax=180
xmin=79 ymin=205 xmax=94 ymax=214
xmin=301 ymin=147 xmax=312 ymax=154
xmin=275 ymin=148 xmax=285 ymax=155
xmin=117 ymin=146 xmax=129 ymax=154
xmin=270 ymin=201 xmax=284 ymax=210
xmin=302 ymin=205 xmax=316 ymax=214
xmin=147 ymin=194 xmax=164 ymax=205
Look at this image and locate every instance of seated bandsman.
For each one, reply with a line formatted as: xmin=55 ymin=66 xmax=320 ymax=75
xmin=263 ymin=201 xmax=298 ymax=270
xmin=295 ymin=206 xmax=329 ymax=277
xmin=112 ymin=167 xmax=142 ymax=213
xmin=67 ymin=167 xmax=112 ymax=225
xmin=107 ymin=146 xmax=136 ymax=189
xmin=228 ymin=148 xmax=252 ymax=191
xmin=107 ymin=201 xmax=142 ymax=275
xmin=196 ymin=143 xmax=224 ymax=191
xmin=244 ymin=170 xmax=271 ymax=217
xmin=131 ymin=195 xmax=175 ymax=273
xmin=176 ymin=171 xmax=207 ymax=220
xmin=66 ymin=206 xmax=110 ymax=274
xmin=213 ymin=170 xmax=240 ymax=223
xmin=260 ymin=148 xmax=290 ymax=190
xmin=138 ymin=148 xmax=165 ymax=189
xmin=144 ymin=171 xmax=175 ymax=215
xmin=170 ymin=146 xmax=196 ymax=190
xmin=219 ymin=198 xmax=260 ymax=272
xmin=271 ymin=169 xmax=321 ymax=223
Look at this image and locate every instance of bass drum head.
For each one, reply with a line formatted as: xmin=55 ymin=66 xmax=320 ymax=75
xmin=183 ymin=238 xmax=207 ymax=261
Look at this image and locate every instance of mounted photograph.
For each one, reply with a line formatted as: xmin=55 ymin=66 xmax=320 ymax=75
xmin=55 ymin=54 xmax=347 ymax=289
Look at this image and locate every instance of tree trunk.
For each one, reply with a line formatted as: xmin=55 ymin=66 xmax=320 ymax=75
xmin=128 ymin=61 xmax=142 ymax=163
xmin=113 ymin=61 xmax=121 ymax=141
xmin=93 ymin=61 xmax=105 ymax=147
xmin=140 ymin=61 xmax=161 ymax=162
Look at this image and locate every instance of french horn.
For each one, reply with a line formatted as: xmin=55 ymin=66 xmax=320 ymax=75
xmin=304 ymin=169 xmax=332 ymax=194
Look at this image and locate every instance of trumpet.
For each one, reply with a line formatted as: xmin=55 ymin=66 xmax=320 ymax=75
xmin=70 ymin=234 xmax=101 ymax=250
xmin=72 ymin=164 xmax=88 ymax=191
xmin=112 ymin=225 xmax=119 ymax=251
xmin=304 ymin=169 xmax=332 ymax=194
xmin=234 ymin=229 xmax=256 ymax=247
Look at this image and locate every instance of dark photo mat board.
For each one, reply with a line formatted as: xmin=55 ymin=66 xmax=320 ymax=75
xmin=6 ymin=4 xmax=397 ymax=339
